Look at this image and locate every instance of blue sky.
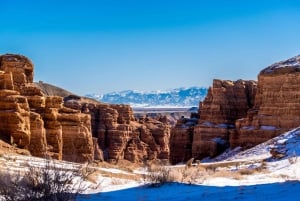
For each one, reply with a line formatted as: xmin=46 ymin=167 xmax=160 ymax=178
xmin=1 ymin=0 xmax=300 ymax=95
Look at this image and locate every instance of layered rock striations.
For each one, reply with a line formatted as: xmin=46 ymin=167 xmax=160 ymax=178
xmin=5 ymin=53 xmax=300 ymax=165
xmin=232 ymin=55 xmax=300 ymax=148
xmin=192 ymin=79 xmax=257 ymax=159
xmin=0 ymin=54 xmax=94 ymax=162
xmin=170 ymin=115 xmax=198 ymax=164
xmin=64 ymin=96 xmax=171 ymax=163
xmin=0 ymin=54 xmax=172 ymax=164
xmin=170 ymin=55 xmax=300 ymax=164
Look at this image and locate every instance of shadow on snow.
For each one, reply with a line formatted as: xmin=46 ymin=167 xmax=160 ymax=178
xmin=78 ymin=181 xmax=300 ymax=201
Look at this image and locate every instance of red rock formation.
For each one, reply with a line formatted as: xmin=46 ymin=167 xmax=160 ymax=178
xmin=0 ymin=54 xmax=174 ymax=164
xmin=0 ymin=54 xmax=33 ymax=91
xmin=192 ymin=79 xmax=257 ymax=159
xmin=0 ymin=54 xmax=94 ymax=163
xmin=170 ymin=117 xmax=198 ymax=164
xmin=28 ymin=112 xmax=47 ymax=157
xmin=233 ymin=55 xmax=300 ymax=148
xmin=0 ymin=91 xmax=31 ymax=148
xmin=64 ymin=96 xmax=171 ymax=163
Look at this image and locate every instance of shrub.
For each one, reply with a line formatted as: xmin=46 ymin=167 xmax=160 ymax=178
xmin=0 ymin=159 xmax=95 ymax=201
xmin=144 ymin=165 xmax=176 ymax=187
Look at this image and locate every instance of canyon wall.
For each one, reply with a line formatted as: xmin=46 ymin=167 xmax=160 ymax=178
xmin=169 ymin=116 xmax=198 ymax=164
xmin=0 ymin=54 xmax=94 ymax=162
xmin=64 ymin=97 xmax=171 ymax=163
xmin=171 ymin=55 xmax=300 ymax=164
xmin=0 ymin=54 xmax=172 ymax=164
xmin=191 ymin=79 xmax=257 ymax=159
xmin=3 ymin=53 xmax=300 ymax=165
xmin=232 ymin=55 xmax=300 ymax=148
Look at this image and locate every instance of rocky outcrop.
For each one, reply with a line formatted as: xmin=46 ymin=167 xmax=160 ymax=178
xmin=0 ymin=54 xmax=33 ymax=91
xmin=0 ymin=90 xmax=31 ymax=148
xmin=0 ymin=53 xmax=173 ymax=164
xmin=233 ymin=55 xmax=300 ymax=148
xmin=0 ymin=54 xmax=94 ymax=162
xmin=170 ymin=116 xmax=198 ymax=164
xmin=8 ymin=53 xmax=300 ymax=165
xmin=169 ymin=55 xmax=300 ymax=164
xmin=192 ymin=79 xmax=257 ymax=160
xmin=64 ymin=97 xmax=171 ymax=163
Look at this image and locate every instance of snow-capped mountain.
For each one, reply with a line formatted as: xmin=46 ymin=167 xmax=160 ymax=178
xmin=86 ymin=87 xmax=208 ymax=108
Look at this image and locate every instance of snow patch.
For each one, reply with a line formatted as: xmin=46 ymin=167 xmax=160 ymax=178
xmin=260 ymin=125 xmax=278 ymax=131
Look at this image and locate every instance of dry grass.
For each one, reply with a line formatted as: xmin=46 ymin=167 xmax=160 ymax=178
xmin=86 ymin=171 xmax=101 ymax=184
xmin=211 ymin=170 xmax=243 ymax=180
xmin=144 ymin=165 xmax=177 ymax=187
xmin=98 ymin=169 xmax=140 ymax=180
xmin=97 ymin=159 xmax=140 ymax=173
xmin=158 ymin=159 xmax=268 ymax=184
xmin=96 ymin=158 xmax=269 ymax=186
xmin=238 ymin=168 xmax=257 ymax=175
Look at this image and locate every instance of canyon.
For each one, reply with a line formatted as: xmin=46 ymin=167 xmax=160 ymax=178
xmin=1 ymin=53 xmax=300 ymax=165
xmin=171 ymin=55 xmax=300 ymax=163
xmin=0 ymin=54 xmax=170 ymax=163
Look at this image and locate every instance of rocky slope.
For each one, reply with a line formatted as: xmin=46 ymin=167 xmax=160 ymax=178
xmin=86 ymin=87 xmax=208 ymax=108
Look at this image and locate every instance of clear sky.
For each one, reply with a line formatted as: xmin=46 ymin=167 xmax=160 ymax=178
xmin=1 ymin=0 xmax=300 ymax=95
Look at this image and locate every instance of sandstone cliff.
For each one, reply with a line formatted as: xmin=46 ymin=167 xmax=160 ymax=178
xmin=0 ymin=54 xmax=94 ymax=162
xmin=0 ymin=54 xmax=172 ymax=164
xmin=5 ymin=53 xmax=300 ymax=165
xmin=64 ymin=96 xmax=171 ymax=163
xmin=232 ymin=55 xmax=300 ymax=148
xmin=192 ymin=79 xmax=257 ymax=160
xmin=170 ymin=116 xmax=198 ymax=164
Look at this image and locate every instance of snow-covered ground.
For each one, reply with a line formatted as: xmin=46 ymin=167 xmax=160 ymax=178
xmin=1 ymin=127 xmax=300 ymax=200
xmin=84 ymin=181 xmax=300 ymax=201
xmin=82 ymin=127 xmax=300 ymax=200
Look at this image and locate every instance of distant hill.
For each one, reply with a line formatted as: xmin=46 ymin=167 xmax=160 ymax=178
xmin=86 ymin=87 xmax=208 ymax=108
xmin=34 ymin=81 xmax=101 ymax=105
xmin=34 ymin=81 xmax=74 ymax=97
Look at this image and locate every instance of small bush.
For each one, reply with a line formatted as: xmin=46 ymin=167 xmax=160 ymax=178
xmin=144 ymin=165 xmax=176 ymax=187
xmin=0 ymin=159 xmax=95 ymax=201
xmin=238 ymin=168 xmax=256 ymax=175
xmin=288 ymin=153 xmax=298 ymax=165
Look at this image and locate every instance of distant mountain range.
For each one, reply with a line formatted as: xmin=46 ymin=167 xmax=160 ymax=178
xmin=86 ymin=87 xmax=208 ymax=108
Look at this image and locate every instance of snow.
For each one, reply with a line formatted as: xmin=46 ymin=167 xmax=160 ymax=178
xmin=97 ymin=167 xmax=135 ymax=176
xmin=85 ymin=87 xmax=208 ymax=108
xmin=80 ymin=127 xmax=300 ymax=200
xmin=213 ymin=137 xmax=227 ymax=145
xmin=2 ymin=127 xmax=300 ymax=200
xmin=82 ymin=182 xmax=300 ymax=201
xmin=262 ymin=55 xmax=300 ymax=73
xmin=241 ymin=126 xmax=255 ymax=130
xmin=260 ymin=125 xmax=278 ymax=131
xmin=201 ymin=121 xmax=214 ymax=127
